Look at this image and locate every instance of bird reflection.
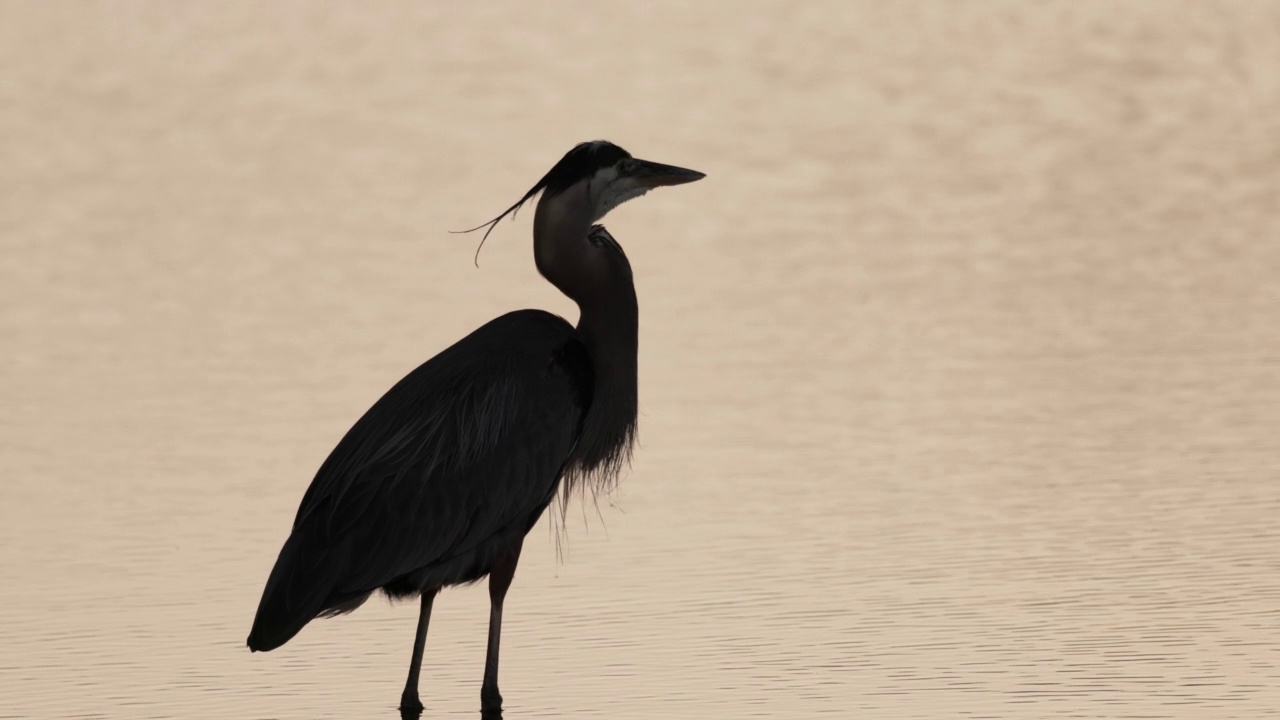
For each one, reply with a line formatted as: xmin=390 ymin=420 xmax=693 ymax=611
xmin=397 ymin=706 xmax=504 ymax=720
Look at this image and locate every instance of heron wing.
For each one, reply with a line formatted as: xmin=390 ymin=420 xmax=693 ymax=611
xmin=277 ymin=309 xmax=588 ymax=603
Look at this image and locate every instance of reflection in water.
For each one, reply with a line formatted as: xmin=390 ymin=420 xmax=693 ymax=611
xmin=396 ymin=702 xmax=504 ymax=719
xmin=3 ymin=2 xmax=1280 ymax=719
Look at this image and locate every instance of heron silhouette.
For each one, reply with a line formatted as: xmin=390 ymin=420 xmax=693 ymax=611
xmin=246 ymin=140 xmax=704 ymax=715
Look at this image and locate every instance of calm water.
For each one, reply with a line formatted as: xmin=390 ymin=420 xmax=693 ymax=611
xmin=3 ymin=2 xmax=1280 ymax=718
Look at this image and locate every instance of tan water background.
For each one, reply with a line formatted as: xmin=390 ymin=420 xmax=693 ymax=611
xmin=3 ymin=2 xmax=1280 ymax=718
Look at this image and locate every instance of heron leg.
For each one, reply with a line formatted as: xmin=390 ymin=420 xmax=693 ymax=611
xmin=400 ymin=589 xmax=437 ymax=713
xmin=481 ymin=534 xmax=525 ymax=714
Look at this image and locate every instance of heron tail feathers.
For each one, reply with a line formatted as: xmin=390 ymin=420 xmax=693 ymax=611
xmin=246 ymin=528 xmax=345 ymax=652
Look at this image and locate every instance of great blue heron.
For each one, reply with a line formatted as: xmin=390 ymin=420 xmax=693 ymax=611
xmin=246 ymin=140 xmax=704 ymax=715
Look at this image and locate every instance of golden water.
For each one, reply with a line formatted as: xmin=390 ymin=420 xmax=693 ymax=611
xmin=3 ymin=2 xmax=1279 ymax=718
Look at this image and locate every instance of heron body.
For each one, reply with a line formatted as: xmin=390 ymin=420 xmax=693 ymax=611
xmin=246 ymin=140 xmax=704 ymax=715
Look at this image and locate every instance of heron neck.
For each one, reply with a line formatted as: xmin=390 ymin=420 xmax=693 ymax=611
xmin=571 ymin=289 xmax=639 ymax=487
xmin=532 ymin=188 xmax=638 ymax=374
xmin=576 ymin=285 xmax=639 ymax=374
xmin=532 ymin=186 xmax=639 ymax=483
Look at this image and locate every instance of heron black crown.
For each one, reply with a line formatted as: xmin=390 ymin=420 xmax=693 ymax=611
xmin=535 ymin=140 xmax=632 ymax=197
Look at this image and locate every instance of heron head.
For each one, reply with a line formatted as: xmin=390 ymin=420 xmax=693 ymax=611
xmin=573 ymin=142 xmax=706 ymax=221
xmin=461 ymin=140 xmax=704 ymax=262
xmin=529 ymin=140 xmax=704 ymax=222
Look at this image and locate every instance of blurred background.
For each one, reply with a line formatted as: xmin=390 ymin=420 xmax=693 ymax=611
xmin=2 ymin=2 xmax=1279 ymax=718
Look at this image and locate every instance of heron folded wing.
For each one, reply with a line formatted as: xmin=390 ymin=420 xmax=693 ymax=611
xmin=284 ymin=310 xmax=588 ymax=597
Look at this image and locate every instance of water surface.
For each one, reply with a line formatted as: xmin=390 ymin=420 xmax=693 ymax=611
xmin=3 ymin=2 xmax=1279 ymax=718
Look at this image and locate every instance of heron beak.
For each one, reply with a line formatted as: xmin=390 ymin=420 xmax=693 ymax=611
xmin=629 ymin=159 xmax=706 ymax=188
